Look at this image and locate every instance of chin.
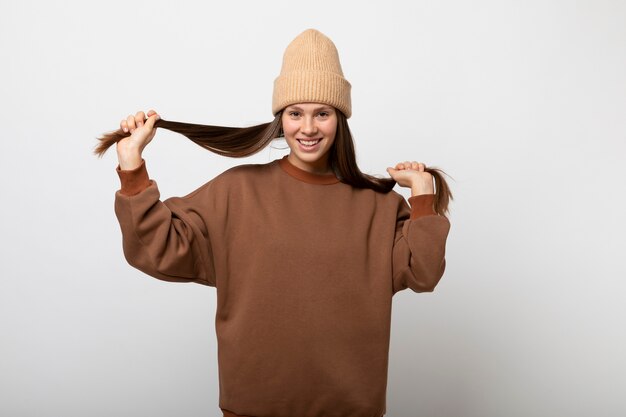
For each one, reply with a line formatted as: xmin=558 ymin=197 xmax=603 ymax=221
xmin=296 ymin=151 xmax=327 ymax=162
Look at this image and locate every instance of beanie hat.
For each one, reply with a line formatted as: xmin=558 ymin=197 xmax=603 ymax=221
xmin=272 ymin=29 xmax=352 ymax=118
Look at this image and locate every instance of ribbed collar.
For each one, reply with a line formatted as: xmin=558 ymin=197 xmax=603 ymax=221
xmin=277 ymin=155 xmax=340 ymax=185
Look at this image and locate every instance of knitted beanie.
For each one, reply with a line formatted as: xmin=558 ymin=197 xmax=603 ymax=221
xmin=272 ymin=29 xmax=352 ymax=118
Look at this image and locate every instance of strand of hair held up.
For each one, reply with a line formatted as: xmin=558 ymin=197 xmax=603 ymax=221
xmin=93 ymin=113 xmax=453 ymax=218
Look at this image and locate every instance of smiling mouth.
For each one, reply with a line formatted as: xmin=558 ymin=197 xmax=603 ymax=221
xmin=297 ymin=139 xmax=321 ymax=146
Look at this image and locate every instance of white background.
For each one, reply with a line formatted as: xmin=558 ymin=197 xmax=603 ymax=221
xmin=1 ymin=0 xmax=625 ymax=416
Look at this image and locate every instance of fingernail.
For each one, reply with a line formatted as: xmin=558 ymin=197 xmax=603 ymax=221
xmin=123 ymin=127 xmax=128 ymax=132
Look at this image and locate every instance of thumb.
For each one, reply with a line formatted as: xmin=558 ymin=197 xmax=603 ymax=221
xmin=144 ymin=113 xmax=160 ymax=130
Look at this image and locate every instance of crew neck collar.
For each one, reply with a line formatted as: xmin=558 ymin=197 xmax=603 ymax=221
xmin=277 ymin=155 xmax=340 ymax=185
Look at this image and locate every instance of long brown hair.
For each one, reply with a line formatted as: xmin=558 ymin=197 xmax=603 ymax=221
xmin=94 ymin=110 xmax=453 ymax=217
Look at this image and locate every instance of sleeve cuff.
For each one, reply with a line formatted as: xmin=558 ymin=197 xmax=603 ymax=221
xmin=116 ymin=159 xmax=151 ymax=196
xmin=408 ymin=193 xmax=437 ymax=219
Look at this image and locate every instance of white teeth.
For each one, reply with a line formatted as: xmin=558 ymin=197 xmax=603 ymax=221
xmin=299 ymin=139 xmax=320 ymax=146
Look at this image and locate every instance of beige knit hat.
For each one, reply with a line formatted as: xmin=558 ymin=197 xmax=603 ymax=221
xmin=272 ymin=29 xmax=352 ymax=118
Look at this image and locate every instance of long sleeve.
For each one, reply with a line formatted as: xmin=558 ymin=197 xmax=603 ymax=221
xmin=391 ymin=193 xmax=451 ymax=294
xmin=113 ymin=160 xmax=216 ymax=286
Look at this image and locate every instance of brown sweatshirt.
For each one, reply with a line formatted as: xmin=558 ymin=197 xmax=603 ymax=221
xmin=114 ymin=155 xmax=451 ymax=417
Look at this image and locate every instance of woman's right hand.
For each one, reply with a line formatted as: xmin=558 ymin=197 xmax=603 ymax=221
xmin=116 ymin=109 xmax=160 ymax=170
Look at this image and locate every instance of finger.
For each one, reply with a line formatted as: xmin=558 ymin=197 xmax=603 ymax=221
xmin=411 ymin=162 xmax=419 ymax=170
xmin=148 ymin=109 xmax=161 ymax=121
xmin=403 ymin=161 xmax=412 ymax=170
xmin=126 ymin=115 xmax=136 ymax=132
xmin=120 ymin=119 xmax=128 ymax=133
xmin=148 ymin=110 xmax=161 ymax=120
xmin=144 ymin=113 xmax=160 ymax=130
xmin=135 ymin=111 xmax=146 ymax=127
xmin=395 ymin=162 xmax=405 ymax=170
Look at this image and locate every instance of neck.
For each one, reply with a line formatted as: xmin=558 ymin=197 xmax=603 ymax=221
xmin=287 ymin=154 xmax=333 ymax=175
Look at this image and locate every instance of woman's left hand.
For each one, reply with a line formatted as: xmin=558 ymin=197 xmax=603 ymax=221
xmin=386 ymin=161 xmax=435 ymax=195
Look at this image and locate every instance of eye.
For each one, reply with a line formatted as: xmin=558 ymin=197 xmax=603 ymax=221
xmin=317 ymin=111 xmax=330 ymax=118
xmin=288 ymin=111 xmax=301 ymax=118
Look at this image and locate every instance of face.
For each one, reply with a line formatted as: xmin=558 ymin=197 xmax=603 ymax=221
xmin=281 ymin=102 xmax=338 ymax=174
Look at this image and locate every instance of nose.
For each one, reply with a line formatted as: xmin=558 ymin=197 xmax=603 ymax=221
xmin=300 ymin=115 xmax=317 ymax=136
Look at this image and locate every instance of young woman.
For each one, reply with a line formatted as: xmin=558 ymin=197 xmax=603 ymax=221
xmin=96 ymin=29 xmax=452 ymax=417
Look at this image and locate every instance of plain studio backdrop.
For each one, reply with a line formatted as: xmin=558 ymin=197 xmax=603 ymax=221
xmin=1 ymin=0 xmax=624 ymax=416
